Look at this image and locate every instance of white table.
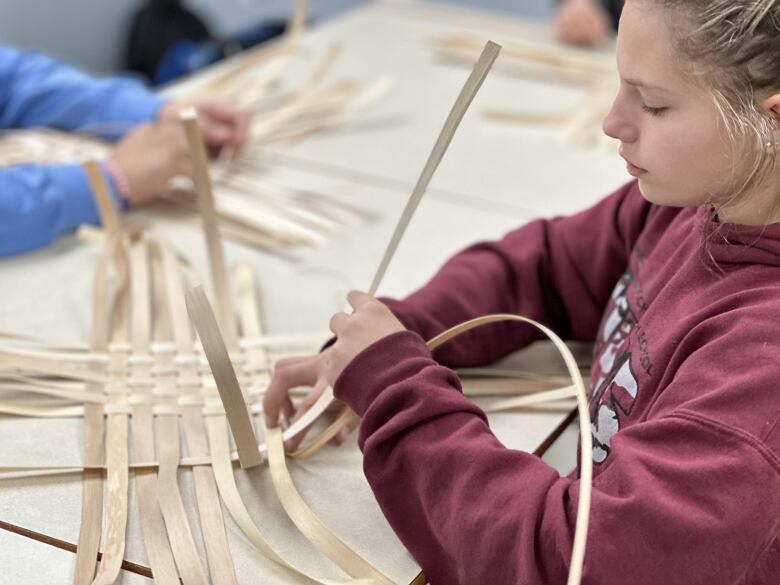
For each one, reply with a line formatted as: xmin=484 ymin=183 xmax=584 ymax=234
xmin=0 ymin=1 xmax=626 ymax=582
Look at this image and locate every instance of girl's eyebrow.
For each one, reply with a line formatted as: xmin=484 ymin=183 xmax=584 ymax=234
xmin=624 ymin=77 xmax=670 ymax=93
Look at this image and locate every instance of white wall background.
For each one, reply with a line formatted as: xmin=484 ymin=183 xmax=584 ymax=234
xmin=0 ymin=0 xmax=554 ymax=75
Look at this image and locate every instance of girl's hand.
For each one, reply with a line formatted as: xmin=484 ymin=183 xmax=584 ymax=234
xmin=263 ymin=291 xmax=405 ymax=451
xmin=324 ymin=290 xmax=407 ymax=384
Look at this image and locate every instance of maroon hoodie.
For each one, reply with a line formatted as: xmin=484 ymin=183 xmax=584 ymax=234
xmin=333 ymin=180 xmax=780 ymax=584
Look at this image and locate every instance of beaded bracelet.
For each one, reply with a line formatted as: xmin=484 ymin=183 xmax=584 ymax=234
xmin=103 ymin=159 xmax=131 ymax=211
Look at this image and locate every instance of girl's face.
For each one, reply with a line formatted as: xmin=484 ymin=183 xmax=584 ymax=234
xmin=603 ymin=2 xmax=779 ymax=224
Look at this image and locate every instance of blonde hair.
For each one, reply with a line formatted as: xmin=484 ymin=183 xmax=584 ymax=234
xmin=640 ymin=0 xmax=780 ymax=206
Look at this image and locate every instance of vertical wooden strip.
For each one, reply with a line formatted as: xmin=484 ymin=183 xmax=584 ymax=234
xmin=185 ymin=286 xmax=262 ymax=469
xmin=79 ymin=161 xmax=126 ymax=585
xmin=128 ymin=238 xmax=181 ymax=585
xmin=368 ymin=41 xmax=501 ymax=295
xmin=149 ymin=238 xmax=210 ymax=585
xmin=91 ymin=239 xmax=130 ymax=585
xmin=179 ymin=109 xmax=238 ymax=349
xmin=83 ymin=161 xmax=121 ymax=236
xmin=159 ymin=240 xmax=238 ymax=585
xmin=264 ymin=425 xmax=394 ymax=585
xmin=263 ymin=41 xmax=504 ymax=455
xmin=74 ymin=238 xmax=113 ymax=585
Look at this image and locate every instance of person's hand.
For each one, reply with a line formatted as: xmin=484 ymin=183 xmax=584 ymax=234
xmin=263 ymin=291 xmax=406 ymax=451
xmin=553 ymin=0 xmax=611 ymax=47
xmin=107 ymin=121 xmax=191 ymax=206
xmin=159 ymin=99 xmax=250 ymax=158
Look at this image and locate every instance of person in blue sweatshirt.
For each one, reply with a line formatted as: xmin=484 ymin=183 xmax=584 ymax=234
xmin=0 ymin=44 xmax=249 ymax=258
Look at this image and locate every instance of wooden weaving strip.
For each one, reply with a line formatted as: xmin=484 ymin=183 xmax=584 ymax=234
xmin=83 ymin=164 xmax=130 ymax=585
xmin=90 ymin=239 xmax=130 ymax=585
xmin=426 ymin=314 xmax=592 ymax=585
xmin=264 ymin=425 xmax=395 ymax=585
xmin=73 ymin=168 xmax=126 ymax=585
xmin=83 ymin=161 xmax=121 ymax=236
xmin=180 ymin=108 xmax=238 ymax=348
xmin=128 ymin=237 xmax=181 ymax=585
xmin=73 ymin=257 xmax=108 ymax=583
xmin=148 ymin=239 xmax=210 ymax=585
xmin=186 ymin=285 xmax=262 ymax=469
xmin=271 ymin=40 xmax=503 ymax=458
xmin=158 ymin=239 xmax=239 ymax=585
xmin=368 ymin=40 xmax=501 ymax=295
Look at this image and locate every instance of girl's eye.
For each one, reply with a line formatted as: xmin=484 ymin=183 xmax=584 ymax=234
xmin=642 ymin=104 xmax=668 ymax=116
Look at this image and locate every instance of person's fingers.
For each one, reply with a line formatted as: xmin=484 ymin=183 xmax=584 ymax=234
xmin=280 ymin=395 xmax=295 ymax=427
xmin=197 ymin=117 xmax=234 ymax=151
xmin=329 ymin=311 xmax=349 ymax=336
xmin=284 ymin=378 xmax=328 ymax=452
xmin=198 ymin=101 xmax=241 ymax=123
xmin=197 ymin=102 xmax=250 ymax=155
xmin=219 ymin=107 xmax=250 ymax=156
xmin=346 ymin=290 xmax=372 ymax=311
xmin=263 ymin=356 xmax=319 ymax=428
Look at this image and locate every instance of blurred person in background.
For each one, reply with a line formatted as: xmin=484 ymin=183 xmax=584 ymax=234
xmin=555 ymin=0 xmax=624 ymax=46
xmin=0 ymin=44 xmax=249 ymax=257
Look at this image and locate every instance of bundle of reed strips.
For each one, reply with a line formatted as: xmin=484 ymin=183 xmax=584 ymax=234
xmin=433 ymin=33 xmax=618 ymax=149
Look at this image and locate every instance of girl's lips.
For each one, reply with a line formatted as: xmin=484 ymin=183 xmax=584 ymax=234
xmin=620 ymin=152 xmax=648 ymax=177
xmin=626 ymin=161 xmax=647 ymax=177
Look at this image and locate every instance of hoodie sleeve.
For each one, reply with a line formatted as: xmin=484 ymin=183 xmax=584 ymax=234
xmin=0 ymin=45 xmax=162 ymax=140
xmin=0 ymin=163 xmax=121 ymax=257
xmin=334 ymin=330 xmax=780 ymax=585
xmin=380 ymin=181 xmax=651 ymax=368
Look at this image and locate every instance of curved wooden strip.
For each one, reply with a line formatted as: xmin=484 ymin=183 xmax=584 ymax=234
xmin=157 ymin=414 xmax=210 ymax=585
xmin=426 ymin=314 xmax=592 ymax=585
xmin=265 ymin=424 xmax=395 ymax=585
xmin=481 ymin=385 xmax=578 ymax=413
xmin=205 ymin=265 xmax=381 ymax=584
xmin=186 ymin=285 xmax=262 ymax=469
xmin=289 ymin=408 xmax=359 ymax=461
xmin=205 ymin=414 xmax=349 ymax=585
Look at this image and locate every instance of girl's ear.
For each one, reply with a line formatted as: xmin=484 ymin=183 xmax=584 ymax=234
xmin=762 ymin=93 xmax=780 ymax=124
xmin=763 ymin=94 xmax=780 ymax=148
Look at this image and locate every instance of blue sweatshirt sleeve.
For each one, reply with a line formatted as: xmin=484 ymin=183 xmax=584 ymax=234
xmin=0 ymin=163 xmax=121 ymax=257
xmin=0 ymin=44 xmax=163 ymax=140
xmin=0 ymin=45 xmax=163 ymax=257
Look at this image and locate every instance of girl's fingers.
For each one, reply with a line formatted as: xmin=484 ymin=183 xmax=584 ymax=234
xmin=346 ymin=290 xmax=372 ymax=310
xmin=263 ymin=356 xmax=319 ymax=428
xmin=329 ymin=311 xmax=349 ymax=335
